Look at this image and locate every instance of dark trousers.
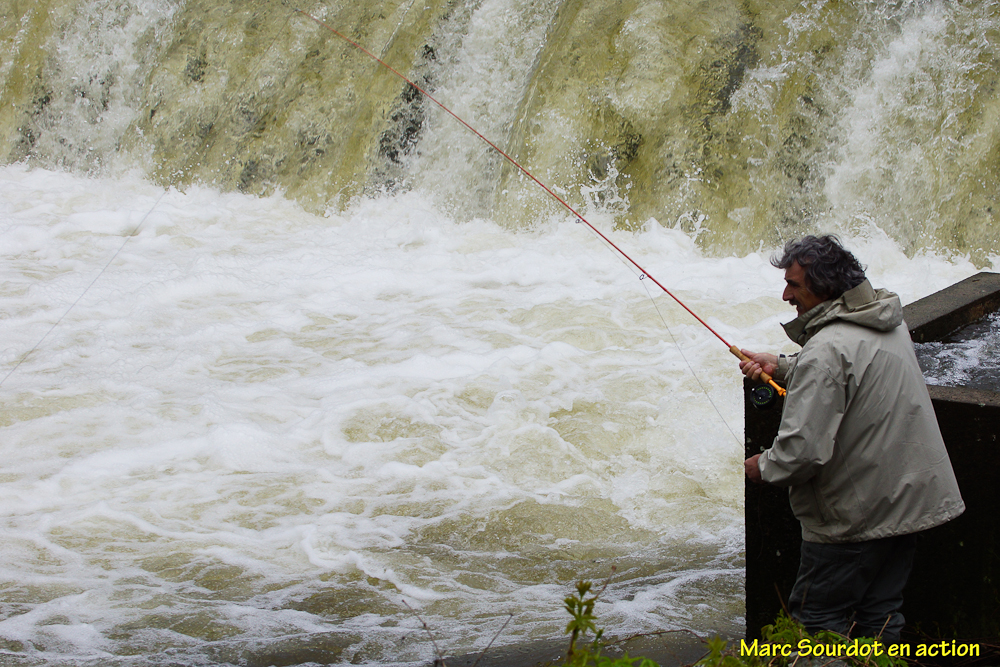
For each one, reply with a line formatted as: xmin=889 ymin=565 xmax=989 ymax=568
xmin=788 ymin=533 xmax=918 ymax=644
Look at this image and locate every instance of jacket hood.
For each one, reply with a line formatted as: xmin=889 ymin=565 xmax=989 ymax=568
xmin=783 ymin=279 xmax=903 ymax=346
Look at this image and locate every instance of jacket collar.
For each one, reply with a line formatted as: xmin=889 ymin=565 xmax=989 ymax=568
xmin=782 ymin=279 xmax=882 ymax=346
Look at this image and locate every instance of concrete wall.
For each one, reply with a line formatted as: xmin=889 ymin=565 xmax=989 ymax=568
xmin=744 ymin=272 xmax=1000 ymax=646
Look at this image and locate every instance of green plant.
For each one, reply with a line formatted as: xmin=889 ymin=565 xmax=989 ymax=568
xmin=561 ymin=577 xmax=659 ymax=667
xmin=695 ymin=611 xmax=909 ymax=667
xmin=416 ymin=576 xmax=912 ymax=667
xmin=698 ymin=636 xmax=746 ymax=667
xmin=564 ymin=580 xmax=603 ymax=663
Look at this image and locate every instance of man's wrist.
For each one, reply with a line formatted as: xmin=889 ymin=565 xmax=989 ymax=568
xmin=776 ymin=354 xmax=790 ymax=382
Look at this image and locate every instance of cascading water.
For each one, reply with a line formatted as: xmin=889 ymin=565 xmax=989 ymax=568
xmin=0 ymin=1 xmax=997 ymax=665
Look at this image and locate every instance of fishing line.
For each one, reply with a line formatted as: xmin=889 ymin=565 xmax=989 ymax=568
xmin=638 ymin=278 xmax=743 ymax=446
xmin=588 ymin=227 xmax=742 ymax=444
xmin=291 ymin=6 xmax=786 ymax=398
xmin=0 ymin=190 xmax=167 ymax=390
xmin=560 ymin=218 xmax=745 ymax=444
xmin=0 ymin=9 xmax=295 ymax=391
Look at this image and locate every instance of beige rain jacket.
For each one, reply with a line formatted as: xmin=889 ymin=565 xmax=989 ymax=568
xmin=759 ymin=279 xmax=965 ymax=543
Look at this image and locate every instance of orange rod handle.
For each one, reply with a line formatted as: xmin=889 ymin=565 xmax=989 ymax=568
xmin=729 ymin=346 xmax=787 ymax=397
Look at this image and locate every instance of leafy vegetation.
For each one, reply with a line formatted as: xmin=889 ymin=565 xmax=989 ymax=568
xmin=694 ymin=611 xmax=907 ymax=667
xmin=561 ymin=579 xmax=658 ymax=667
xmin=413 ymin=576 xmax=909 ymax=667
xmin=557 ymin=578 xmax=907 ymax=667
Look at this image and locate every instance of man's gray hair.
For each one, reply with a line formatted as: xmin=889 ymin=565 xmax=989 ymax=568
xmin=772 ymin=235 xmax=867 ymax=300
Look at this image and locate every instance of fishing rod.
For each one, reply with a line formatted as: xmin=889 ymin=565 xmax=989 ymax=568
xmin=292 ymin=7 xmax=786 ymax=398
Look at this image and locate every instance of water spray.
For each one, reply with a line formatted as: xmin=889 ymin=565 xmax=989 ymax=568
xmin=291 ymin=6 xmax=786 ymax=398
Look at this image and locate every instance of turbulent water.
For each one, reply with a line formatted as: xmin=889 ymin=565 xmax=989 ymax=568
xmin=1 ymin=0 xmax=998 ymax=665
xmin=916 ymin=311 xmax=1000 ymax=392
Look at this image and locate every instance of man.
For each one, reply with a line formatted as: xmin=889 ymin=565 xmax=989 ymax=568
xmin=741 ymin=235 xmax=964 ymax=643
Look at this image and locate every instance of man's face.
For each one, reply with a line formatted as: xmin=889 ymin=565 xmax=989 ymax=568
xmin=783 ymin=262 xmax=825 ymax=316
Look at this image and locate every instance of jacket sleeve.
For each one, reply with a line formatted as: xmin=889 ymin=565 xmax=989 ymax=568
xmin=759 ymin=356 xmax=845 ymax=486
xmin=775 ymin=354 xmax=796 ymax=384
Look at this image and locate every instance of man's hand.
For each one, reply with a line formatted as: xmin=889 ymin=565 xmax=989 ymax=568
xmin=745 ymin=453 xmax=763 ymax=483
xmin=738 ymin=349 xmax=778 ymax=383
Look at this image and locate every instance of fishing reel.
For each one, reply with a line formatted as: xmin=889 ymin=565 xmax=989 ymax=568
xmin=750 ymin=384 xmax=779 ymax=411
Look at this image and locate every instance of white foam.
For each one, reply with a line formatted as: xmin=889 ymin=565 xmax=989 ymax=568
xmin=0 ymin=163 xmax=985 ymax=662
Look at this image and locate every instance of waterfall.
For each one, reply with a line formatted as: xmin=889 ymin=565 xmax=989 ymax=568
xmin=3 ymin=0 xmax=997 ymax=257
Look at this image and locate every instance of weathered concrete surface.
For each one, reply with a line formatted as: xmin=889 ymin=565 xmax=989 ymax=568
xmin=745 ymin=272 xmax=1000 ymax=658
xmin=907 ymin=272 xmax=1000 ymax=343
